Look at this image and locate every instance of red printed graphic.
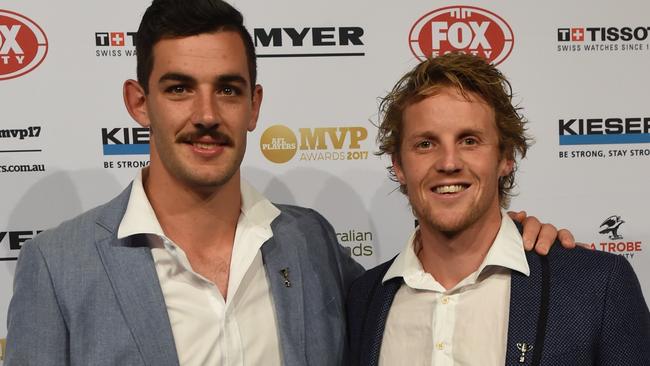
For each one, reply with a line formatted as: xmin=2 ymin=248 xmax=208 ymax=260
xmin=409 ymin=6 xmax=514 ymax=65
xmin=0 ymin=10 xmax=48 ymax=80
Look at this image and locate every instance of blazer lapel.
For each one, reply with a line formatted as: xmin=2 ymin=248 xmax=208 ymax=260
xmin=261 ymin=233 xmax=307 ymax=366
xmin=360 ymin=277 xmax=402 ymax=366
xmin=94 ymin=188 xmax=179 ymax=366
xmin=505 ymin=252 xmax=543 ymax=365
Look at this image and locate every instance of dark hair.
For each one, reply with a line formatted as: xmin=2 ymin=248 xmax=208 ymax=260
xmin=135 ymin=0 xmax=257 ymax=93
xmin=377 ymin=53 xmax=531 ymax=207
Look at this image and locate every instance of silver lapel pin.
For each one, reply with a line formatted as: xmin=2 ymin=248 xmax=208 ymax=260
xmin=517 ymin=342 xmax=533 ymax=363
xmin=280 ymin=268 xmax=291 ymax=287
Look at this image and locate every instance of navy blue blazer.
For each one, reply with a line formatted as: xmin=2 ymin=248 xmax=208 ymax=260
xmin=346 ymin=245 xmax=650 ymax=365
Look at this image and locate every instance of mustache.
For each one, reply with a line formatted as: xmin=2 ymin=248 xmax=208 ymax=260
xmin=175 ymin=126 xmax=234 ymax=147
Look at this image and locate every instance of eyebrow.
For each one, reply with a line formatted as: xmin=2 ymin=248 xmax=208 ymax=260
xmin=216 ymin=74 xmax=248 ymax=86
xmin=158 ymin=72 xmax=195 ymax=85
xmin=157 ymin=72 xmax=248 ymax=88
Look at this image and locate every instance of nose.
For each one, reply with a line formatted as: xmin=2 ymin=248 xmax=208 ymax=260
xmin=191 ymin=91 xmax=219 ymax=129
xmin=434 ymin=143 xmax=463 ymax=174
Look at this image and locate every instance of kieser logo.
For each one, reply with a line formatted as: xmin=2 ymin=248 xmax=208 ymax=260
xmin=95 ymin=31 xmax=137 ymax=57
xmin=558 ymin=117 xmax=650 ymax=145
xmin=585 ymin=215 xmax=643 ymax=260
xmin=260 ymin=124 xmax=368 ymax=163
xmin=102 ymin=127 xmax=150 ymax=169
xmin=409 ymin=6 xmax=514 ymax=65
xmin=102 ymin=127 xmax=150 ymax=155
xmin=254 ymin=26 xmax=365 ymax=58
xmin=0 ymin=10 xmax=48 ymax=80
xmin=557 ymin=26 xmax=650 ymax=52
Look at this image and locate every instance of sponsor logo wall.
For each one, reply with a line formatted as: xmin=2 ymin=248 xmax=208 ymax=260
xmin=1 ymin=1 xmax=648 ymax=359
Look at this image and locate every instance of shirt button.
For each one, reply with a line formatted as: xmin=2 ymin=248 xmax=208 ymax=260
xmin=441 ymin=296 xmax=450 ymax=304
xmin=435 ymin=342 xmax=445 ymax=350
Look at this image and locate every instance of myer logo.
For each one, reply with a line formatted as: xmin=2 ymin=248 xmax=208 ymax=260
xmin=254 ymin=26 xmax=365 ymax=58
xmin=0 ymin=229 xmax=42 ymax=254
xmin=558 ymin=117 xmax=650 ymax=145
xmin=409 ymin=6 xmax=514 ymax=65
xmin=260 ymin=124 xmax=368 ymax=163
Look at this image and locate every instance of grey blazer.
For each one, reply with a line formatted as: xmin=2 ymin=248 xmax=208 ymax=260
xmin=5 ymin=184 xmax=365 ymax=366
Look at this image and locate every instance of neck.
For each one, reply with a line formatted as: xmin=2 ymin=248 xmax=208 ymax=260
xmin=142 ymin=166 xmax=241 ymax=252
xmin=417 ymin=208 xmax=503 ymax=290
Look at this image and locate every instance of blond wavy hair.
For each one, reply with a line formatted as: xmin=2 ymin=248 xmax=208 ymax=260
xmin=377 ymin=53 xmax=531 ymax=207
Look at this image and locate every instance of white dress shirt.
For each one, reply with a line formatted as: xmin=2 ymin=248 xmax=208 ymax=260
xmin=117 ymin=171 xmax=282 ymax=366
xmin=380 ymin=213 xmax=530 ymax=366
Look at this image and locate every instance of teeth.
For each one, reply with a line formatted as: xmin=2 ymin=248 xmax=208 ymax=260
xmin=434 ymin=185 xmax=466 ymax=194
xmin=193 ymin=142 xmax=216 ymax=149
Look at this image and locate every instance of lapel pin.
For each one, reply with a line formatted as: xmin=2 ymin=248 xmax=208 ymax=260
xmin=516 ymin=342 xmax=533 ymax=363
xmin=280 ymin=268 xmax=291 ymax=287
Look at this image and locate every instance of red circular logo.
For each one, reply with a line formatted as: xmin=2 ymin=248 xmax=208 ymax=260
xmin=0 ymin=10 xmax=48 ymax=80
xmin=409 ymin=6 xmax=514 ymax=65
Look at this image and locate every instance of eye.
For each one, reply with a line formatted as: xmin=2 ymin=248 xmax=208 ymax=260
xmin=219 ymin=85 xmax=240 ymax=96
xmin=461 ymin=137 xmax=479 ymax=146
xmin=415 ymin=140 xmax=433 ymax=150
xmin=165 ymin=85 xmax=187 ymax=94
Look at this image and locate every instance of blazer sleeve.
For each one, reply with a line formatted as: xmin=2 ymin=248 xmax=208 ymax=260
xmin=598 ymin=255 xmax=650 ymax=365
xmin=5 ymin=239 xmax=70 ymax=365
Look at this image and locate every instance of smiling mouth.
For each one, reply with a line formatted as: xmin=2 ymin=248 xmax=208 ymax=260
xmin=192 ymin=142 xmax=220 ymax=150
xmin=433 ymin=184 xmax=469 ymax=194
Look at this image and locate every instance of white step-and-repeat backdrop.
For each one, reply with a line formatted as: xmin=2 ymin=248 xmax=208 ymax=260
xmin=1 ymin=0 xmax=649 ymax=360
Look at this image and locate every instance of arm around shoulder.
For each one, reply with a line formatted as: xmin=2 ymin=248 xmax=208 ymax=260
xmin=5 ymin=239 xmax=70 ymax=365
xmin=598 ymin=255 xmax=650 ymax=365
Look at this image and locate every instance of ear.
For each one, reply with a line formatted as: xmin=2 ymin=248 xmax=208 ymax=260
xmin=248 ymin=84 xmax=264 ymax=132
xmin=498 ymin=158 xmax=514 ymax=177
xmin=123 ymin=79 xmax=150 ymax=127
xmin=392 ymin=154 xmax=406 ymax=185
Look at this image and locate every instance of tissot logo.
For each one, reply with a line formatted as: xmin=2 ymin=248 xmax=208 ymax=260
xmin=0 ymin=10 xmax=48 ymax=80
xmin=94 ymin=31 xmax=137 ymax=57
xmin=102 ymin=127 xmax=150 ymax=155
xmin=253 ymin=26 xmax=365 ymax=58
xmin=409 ymin=6 xmax=514 ymax=65
xmin=558 ymin=117 xmax=650 ymax=145
xmin=95 ymin=32 xmax=136 ymax=47
xmin=556 ymin=26 xmax=650 ymax=52
xmin=558 ymin=27 xmax=650 ymax=42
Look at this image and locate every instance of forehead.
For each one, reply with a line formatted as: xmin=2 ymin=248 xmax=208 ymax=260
xmin=402 ymin=87 xmax=496 ymax=136
xmin=150 ymin=31 xmax=250 ymax=82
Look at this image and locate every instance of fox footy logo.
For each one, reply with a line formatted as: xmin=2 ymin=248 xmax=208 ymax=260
xmin=0 ymin=10 xmax=48 ymax=80
xmin=409 ymin=6 xmax=514 ymax=65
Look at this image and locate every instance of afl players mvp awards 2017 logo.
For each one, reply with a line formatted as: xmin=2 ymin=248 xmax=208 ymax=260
xmin=0 ymin=10 xmax=48 ymax=80
xmin=409 ymin=6 xmax=514 ymax=65
xmin=259 ymin=124 xmax=369 ymax=164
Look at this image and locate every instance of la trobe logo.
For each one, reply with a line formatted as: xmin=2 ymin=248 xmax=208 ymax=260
xmin=0 ymin=10 xmax=48 ymax=80
xmin=409 ymin=6 xmax=514 ymax=65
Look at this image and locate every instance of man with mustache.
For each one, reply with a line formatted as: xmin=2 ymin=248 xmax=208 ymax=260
xmin=5 ymin=1 xmax=574 ymax=365
xmin=346 ymin=53 xmax=650 ymax=366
